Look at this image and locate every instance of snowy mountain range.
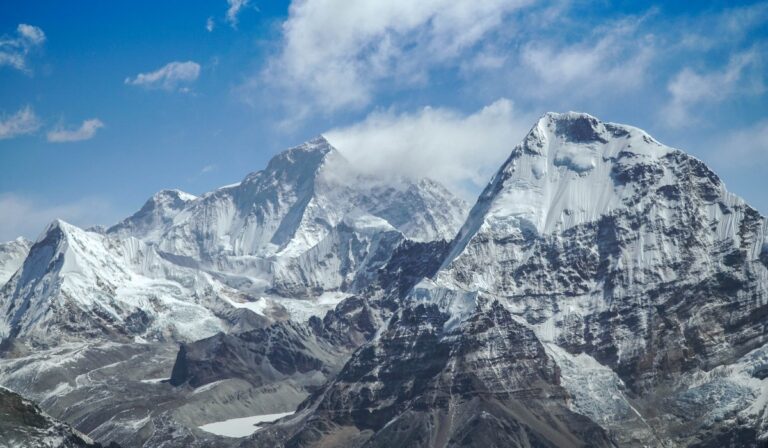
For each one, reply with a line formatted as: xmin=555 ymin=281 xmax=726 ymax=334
xmin=1 ymin=114 xmax=767 ymax=447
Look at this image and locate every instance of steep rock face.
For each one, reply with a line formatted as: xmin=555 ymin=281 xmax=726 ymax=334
xmin=435 ymin=112 xmax=768 ymax=388
xmin=247 ymin=301 xmax=614 ymax=448
xmin=414 ymin=112 xmax=768 ymax=444
xmin=0 ymin=237 xmax=31 ymax=287
xmin=0 ymin=386 xmax=109 ymax=448
xmin=169 ymin=320 xmax=345 ymax=390
xmin=365 ymin=239 xmax=451 ymax=300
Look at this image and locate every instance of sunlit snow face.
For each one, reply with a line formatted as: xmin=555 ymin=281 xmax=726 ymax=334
xmin=478 ymin=113 xmax=677 ymax=236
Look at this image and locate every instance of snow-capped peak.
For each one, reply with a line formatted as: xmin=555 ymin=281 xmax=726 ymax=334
xmin=440 ymin=111 xmax=765 ymax=285
xmin=1 ymin=218 xmax=231 ymax=346
xmin=151 ymin=189 xmax=198 ymax=204
xmin=242 ymin=135 xmax=336 ymax=185
xmin=151 ymin=135 xmax=466 ymax=260
xmin=36 ymin=218 xmax=73 ymax=243
xmin=444 ymin=112 xmax=681 ymax=267
xmin=108 ymin=189 xmax=197 ymax=242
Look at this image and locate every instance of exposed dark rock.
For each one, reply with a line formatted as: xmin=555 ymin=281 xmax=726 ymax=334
xmin=0 ymin=386 xmax=117 ymax=448
xmin=246 ymin=302 xmax=616 ymax=448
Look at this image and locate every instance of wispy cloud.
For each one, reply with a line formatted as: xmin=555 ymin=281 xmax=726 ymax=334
xmin=662 ymin=50 xmax=765 ymax=127
xmin=125 ymin=61 xmax=201 ymax=91
xmin=519 ymin=17 xmax=655 ymax=98
xmin=709 ymin=119 xmax=768 ymax=167
xmin=257 ymin=0 xmax=533 ymax=115
xmin=201 ymin=164 xmax=217 ymax=173
xmin=675 ymin=3 xmax=768 ymax=51
xmin=0 ymin=193 xmax=118 ymax=241
xmin=325 ymin=98 xmax=531 ymax=198
xmin=0 ymin=24 xmax=45 ymax=73
xmin=47 ymin=118 xmax=104 ymax=143
xmin=226 ymin=0 xmax=250 ymax=28
xmin=0 ymin=106 xmax=40 ymax=140
xmin=206 ymin=17 xmax=215 ymax=32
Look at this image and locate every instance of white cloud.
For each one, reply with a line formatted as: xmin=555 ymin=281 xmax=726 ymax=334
xmin=662 ymin=50 xmax=764 ymax=127
xmin=260 ymin=0 xmax=533 ymax=113
xmin=17 ymin=24 xmax=45 ymax=46
xmin=206 ymin=17 xmax=215 ymax=32
xmin=47 ymin=118 xmax=104 ymax=143
xmin=0 ymin=24 xmax=45 ymax=73
xmin=125 ymin=61 xmax=201 ymax=91
xmin=226 ymin=0 xmax=250 ymax=28
xmin=201 ymin=164 xmax=217 ymax=173
xmin=325 ymin=98 xmax=531 ymax=198
xmin=519 ymin=17 xmax=655 ymax=98
xmin=0 ymin=193 xmax=117 ymax=241
xmin=0 ymin=106 xmax=40 ymax=140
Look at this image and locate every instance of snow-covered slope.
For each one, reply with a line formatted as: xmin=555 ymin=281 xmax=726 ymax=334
xmin=0 ymin=220 xmax=240 ymax=347
xmin=6 ymin=114 xmax=767 ymax=447
xmin=0 ymin=137 xmax=468 ymax=347
xmin=114 ymin=137 xmax=466 ymax=261
xmin=443 ymin=111 xmax=766 ymax=283
xmin=108 ymin=136 xmax=468 ymax=300
xmin=0 ymin=237 xmax=30 ymax=287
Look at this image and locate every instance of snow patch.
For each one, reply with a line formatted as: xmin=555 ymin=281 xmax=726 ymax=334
xmin=140 ymin=377 xmax=168 ymax=384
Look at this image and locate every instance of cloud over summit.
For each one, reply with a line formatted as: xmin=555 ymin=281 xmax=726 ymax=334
xmin=326 ymin=98 xmax=531 ymax=198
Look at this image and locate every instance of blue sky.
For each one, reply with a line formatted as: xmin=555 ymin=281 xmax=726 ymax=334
xmin=0 ymin=0 xmax=767 ymax=240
